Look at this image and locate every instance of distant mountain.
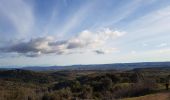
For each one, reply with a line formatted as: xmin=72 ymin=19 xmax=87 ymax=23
xmin=19 ymin=62 xmax=170 ymax=71
xmin=1 ymin=62 xmax=170 ymax=71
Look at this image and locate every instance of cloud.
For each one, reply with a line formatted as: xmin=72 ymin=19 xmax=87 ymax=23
xmin=0 ymin=28 xmax=125 ymax=57
xmin=115 ymin=5 xmax=170 ymax=49
xmin=91 ymin=0 xmax=143 ymax=28
xmin=0 ymin=36 xmax=56 ymax=57
xmin=94 ymin=48 xmax=118 ymax=54
xmin=67 ymin=28 xmax=125 ymax=49
xmin=126 ymin=6 xmax=170 ymax=41
xmin=94 ymin=50 xmax=105 ymax=54
xmin=58 ymin=1 xmax=95 ymax=35
xmin=0 ymin=0 xmax=34 ymax=37
xmin=156 ymin=43 xmax=168 ymax=48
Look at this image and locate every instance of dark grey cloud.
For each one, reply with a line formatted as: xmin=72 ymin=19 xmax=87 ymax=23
xmin=67 ymin=41 xmax=85 ymax=49
xmin=94 ymin=50 xmax=105 ymax=54
xmin=0 ymin=37 xmax=56 ymax=57
xmin=5 ymin=42 xmax=38 ymax=53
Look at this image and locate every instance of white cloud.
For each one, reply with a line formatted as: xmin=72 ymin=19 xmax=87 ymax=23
xmin=0 ymin=0 xmax=34 ymax=37
xmin=58 ymin=1 xmax=95 ymax=35
xmin=0 ymin=28 xmax=126 ymax=57
xmin=92 ymin=0 xmax=143 ymax=28
xmin=127 ymin=6 xmax=170 ymax=37
xmin=118 ymin=5 xmax=170 ymax=48
xmin=142 ymin=43 xmax=149 ymax=47
xmin=156 ymin=43 xmax=168 ymax=48
xmin=67 ymin=28 xmax=126 ymax=49
xmin=131 ymin=50 xmax=137 ymax=54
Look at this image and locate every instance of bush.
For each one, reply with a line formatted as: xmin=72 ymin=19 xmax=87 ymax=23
xmin=114 ymin=80 xmax=157 ymax=98
xmin=101 ymin=77 xmax=113 ymax=90
xmin=42 ymin=88 xmax=72 ymax=100
xmin=79 ymin=85 xmax=93 ymax=99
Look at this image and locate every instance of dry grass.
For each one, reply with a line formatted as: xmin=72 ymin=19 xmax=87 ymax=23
xmin=122 ymin=92 xmax=170 ymax=100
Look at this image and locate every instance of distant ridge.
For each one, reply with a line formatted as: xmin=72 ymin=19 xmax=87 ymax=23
xmin=1 ymin=62 xmax=170 ymax=71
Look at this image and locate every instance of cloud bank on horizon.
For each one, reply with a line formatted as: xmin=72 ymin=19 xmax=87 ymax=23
xmin=0 ymin=0 xmax=170 ymax=66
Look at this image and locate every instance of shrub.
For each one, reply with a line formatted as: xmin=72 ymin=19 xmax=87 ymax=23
xmin=101 ymin=77 xmax=113 ymax=90
xmin=114 ymin=80 xmax=157 ymax=98
xmin=79 ymin=85 xmax=93 ymax=99
xmin=42 ymin=88 xmax=72 ymax=100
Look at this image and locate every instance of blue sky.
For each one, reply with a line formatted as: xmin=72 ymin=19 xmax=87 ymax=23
xmin=0 ymin=0 xmax=170 ymax=67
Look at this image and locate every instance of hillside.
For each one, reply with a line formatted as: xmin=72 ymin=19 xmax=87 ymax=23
xmin=123 ymin=92 xmax=170 ymax=100
xmin=0 ymin=67 xmax=170 ymax=100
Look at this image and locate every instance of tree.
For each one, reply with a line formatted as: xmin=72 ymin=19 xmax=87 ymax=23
xmin=101 ymin=77 xmax=113 ymax=90
xmin=80 ymin=85 xmax=93 ymax=99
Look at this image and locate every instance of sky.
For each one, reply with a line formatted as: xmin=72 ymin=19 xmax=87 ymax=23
xmin=0 ymin=0 xmax=170 ymax=67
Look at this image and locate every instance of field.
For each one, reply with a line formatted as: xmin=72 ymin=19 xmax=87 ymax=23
xmin=0 ymin=67 xmax=170 ymax=100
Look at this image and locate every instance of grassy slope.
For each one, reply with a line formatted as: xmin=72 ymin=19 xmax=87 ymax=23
xmin=122 ymin=92 xmax=170 ymax=100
